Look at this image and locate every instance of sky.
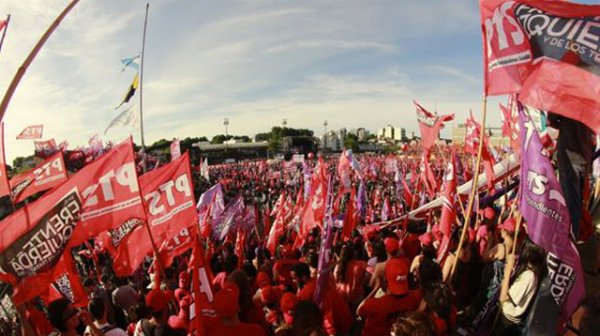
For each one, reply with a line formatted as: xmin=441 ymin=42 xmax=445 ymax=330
xmin=0 ymin=0 xmax=596 ymax=163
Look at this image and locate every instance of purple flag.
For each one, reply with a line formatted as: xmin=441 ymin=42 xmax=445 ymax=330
xmin=357 ymin=181 xmax=366 ymax=219
xmin=197 ymin=183 xmax=225 ymax=219
xmin=314 ymin=176 xmax=334 ymax=305
xmin=214 ymin=195 xmax=245 ymax=241
xmin=518 ymin=103 xmax=585 ymax=318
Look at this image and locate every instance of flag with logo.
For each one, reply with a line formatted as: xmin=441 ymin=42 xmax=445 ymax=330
xmin=10 ymin=151 xmax=68 ymax=203
xmin=16 ymin=125 xmax=43 ymax=140
xmin=414 ymin=100 xmax=454 ymax=152
xmin=518 ymin=102 xmax=585 ymax=318
xmin=480 ymin=0 xmax=600 ymax=132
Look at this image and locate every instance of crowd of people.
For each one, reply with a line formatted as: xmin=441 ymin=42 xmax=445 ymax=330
xmin=0 ymin=145 xmax=599 ymax=336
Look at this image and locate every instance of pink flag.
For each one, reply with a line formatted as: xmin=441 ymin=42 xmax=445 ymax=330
xmin=480 ymin=0 xmax=600 ymax=132
xmin=170 ymin=138 xmax=181 ymax=161
xmin=16 ymin=125 xmax=43 ymax=140
xmin=414 ymin=100 xmax=454 ymax=152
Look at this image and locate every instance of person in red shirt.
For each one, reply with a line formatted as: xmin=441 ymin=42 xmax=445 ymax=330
xmin=291 ymin=262 xmax=353 ymax=335
xmin=334 ymin=244 xmax=367 ymax=308
xmin=357 ymin=257 xmax=422 ymax=336
xmin=206 ymin=283 xmax=266 ymax=336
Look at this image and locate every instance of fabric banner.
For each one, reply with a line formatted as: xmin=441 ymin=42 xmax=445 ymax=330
xmin=0 ymin=139 xmax=143 ymax=280
xmin=10 ymin=151 xmax=68 ymax=203
xmin=170 ymin=138 xmax=181 ymax=162
xmin=0 ymin=123 xmax=10 ymax=198
xmin=34 ymin=139 xmax=58 ymax=158
xmin=213 ymin=195 xmax=245 ymax=241
xmin=480 ymin=0 xmax=600 ymax=131
xmin=16 ymin=125 xmax=43 ymax=140
xmin=518 ymin=103 xmax=585 ymax=318
xmin=414 ymin=100 xmax=454 ymax=152
xmin=12 ymin=250 xmax=88 ymax=307
xmin=104 ymin=153 xmax=197 ymax=276
xmin=189 ymin=233 xmax=215 ymax=336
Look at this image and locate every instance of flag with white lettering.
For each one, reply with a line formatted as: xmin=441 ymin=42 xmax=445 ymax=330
xmin=10 ymin=151 xmax=68 ymax=203
xmin=34 ymin=139 xmax=58 ymax=158
xmin=16 ymin=125 xmax=43 ymax=140
xmin=189 ymin=233 xmax=215 ymax=336
xmin=0 ymin=139 xmax=143 ymax=280
xmin=518 ymin=103 xmax=585 ymax=318
xmin=104 ymin=153 xmax=197 ymax=276
xmin=414 ymin=100 xmax=454 ymax=152
xmin=480 ymin=0 xmax=600 ymax=131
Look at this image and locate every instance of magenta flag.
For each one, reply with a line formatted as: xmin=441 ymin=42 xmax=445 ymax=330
xmin=518 ymin=103 xmax=584 ymax=318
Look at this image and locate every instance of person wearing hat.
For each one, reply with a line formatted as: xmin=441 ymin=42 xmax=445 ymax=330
xmin=369 ymin=236 xmax=409 ymax=291
xmin=409 ymin=232 xmax=437 ymax=287
xmin=207 ymin=283 xmax=266 ymax=336
xmin=133 ymin=288 xmax=183 ymax=336
xmin=357 ymin=258 xmax=422 ymax=336
xmin=274 ymin=292 xmax=297 ymax=336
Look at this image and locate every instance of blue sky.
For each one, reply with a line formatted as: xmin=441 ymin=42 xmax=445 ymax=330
xmin=0 ymin=0 xmax=596 ymax=162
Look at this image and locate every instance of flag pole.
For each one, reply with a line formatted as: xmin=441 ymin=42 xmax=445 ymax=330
xmin=139 ymin=3 xmax=149 ymax=173
xmin=450 ymin=94 xmax=488 ymax=279
xmin=0 ymin=0 xmax=80 ymax=123
xmin=0 ymin=14 xmax=11 ymax=55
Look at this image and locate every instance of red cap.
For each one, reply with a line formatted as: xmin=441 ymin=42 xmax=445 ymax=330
xmin=498 ymin=218 xmax=516 ymax=232
xmin=280 ymin=292 xmax=298 ymax=325
xmin=145 ymin=288 xmax=171 ymax=313
xmin=214 ymin=283 xmax=240 ymax=318
xmin=418 ymin=232 xmax=433 ymax=246
xmin=256 ymin=271 xmax=271 ymax=288
xmin=260 ymin=285 xmax=278 ymax=305
xmin=480 ymin=207 xmax=495 ymax=220
xmin=384 ymin=237 xmax=400 ymax=254
xmin=385 ymin=258 xmax=409 ymax=295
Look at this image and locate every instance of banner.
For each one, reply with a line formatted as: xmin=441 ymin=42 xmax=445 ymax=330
xmin=170 ymin=138 xmax=181 ymax=162
xmin=0 ymin=139 xmax=143 ymax=280
xmin=213 ymin=195 xmax=245 ymax=241
xmin=0 ymin=123 xmax=10 ymax=198
xmin=16 ymin=125 xmax=43 ymax=140
xmin=10 ymin=151 xmax=68 ymax=203
xmin=518 ymin=103 xmax=585 ymax=318
xmin=189 ymin=233 xmax=215 ymax=336
xmin=12 ymin=249 xmax=88 ymax=307
xmin=105 ymin=153 xmax=197 ymax=276
xmin=480 ymin=0 xmax=600 ymax=131
xmin=414 ymin=100 xmax=454 ymax=152
xmin=34 ymin=139 xmax=58 ymax=158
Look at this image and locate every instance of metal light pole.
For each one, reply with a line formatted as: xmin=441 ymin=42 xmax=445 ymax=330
xmin=323 ymin=120 xmax=328 ymax=152
xmin=224 ymin=118 xmax=229 ymax=137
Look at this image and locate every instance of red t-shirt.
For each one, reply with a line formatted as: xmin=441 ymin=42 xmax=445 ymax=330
xmin=336 ymin=260 xmax=367 ymax=305
xmin=297 ymin=279 xmax=353 ymax=335
xmin=207 ymin=322 xmax=267 ymax=336
xmin=357 ymin=290 xmax=422 ymax=336
xmin=273 ymin=259 xmax=297 ymax=288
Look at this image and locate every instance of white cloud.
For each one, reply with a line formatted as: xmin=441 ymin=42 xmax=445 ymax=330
xmin=0 ymin=0 xmax=499 ymax=164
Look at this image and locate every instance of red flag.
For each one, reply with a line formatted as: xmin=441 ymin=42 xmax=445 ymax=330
xmin=0 ymin=19 xmax=6 ymax=34
xmin=267 ymin=192 xmax=287 ymax=254
xmin=170 ymin=138 xmax=181 ymax=162
xmin=104 ymin=153 xmax=197 ymax=276
xmin=414 ymin=100 xmax=454 ymax=151
xmin=12 ymin=250 xmax=88 ymax=308
xmin=337 ymin=150 xmax=351 ymax=193
xmin=299 ymin=160 xmax=328 ymax=238
xmin=437 ymin=153 xmax=457 ymax=262
xmin=464 ymin=111 xmax=496 ymax=188
xmin=158 ymin=225 xmax=196 ymax=268
xmin=9 ymin=151 xmax=68 ymax=203
xmin=481 ymin=0 xmax=600 ymax=131
xmin=16 ymin=125 xmax=43 ymax=140
xmin=0 ymin=123 xmax=10 ymax=198
xmin=34 ymin=139 xmax=58 ymax=158
xmin=420 ymin=151 xmax=437 ymax=198
xmin=342 ymin=187 xmax=358 ymax=241
xmin=0 ymin=139 xmax=144 ymax=280
xmin=189 ymin=234 xmax=215 ymax=336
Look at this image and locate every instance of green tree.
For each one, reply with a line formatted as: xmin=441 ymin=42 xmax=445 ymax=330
xmin=343 ymin=134 xmax=359 ymax=153
xmin=12 ymin=155 xmax=35 ymax=174
xmin=211 ymin=134 xmax=234 ymax=144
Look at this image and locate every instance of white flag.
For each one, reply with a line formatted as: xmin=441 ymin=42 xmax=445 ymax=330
xmin=201 ymin=158 xmax=209 ymax=182
xmin=104 ymin=104 xmax=139 ymax=135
